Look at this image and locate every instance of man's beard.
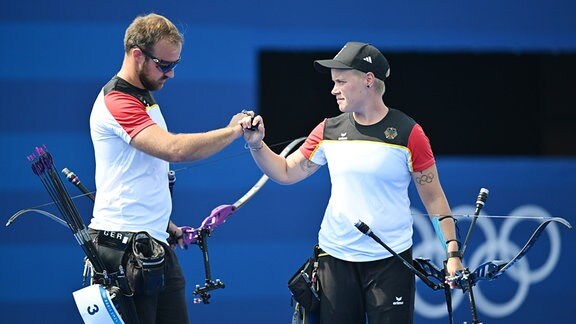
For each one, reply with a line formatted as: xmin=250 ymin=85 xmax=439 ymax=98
xmin=139 ymin=69 xmax=166 ymax=91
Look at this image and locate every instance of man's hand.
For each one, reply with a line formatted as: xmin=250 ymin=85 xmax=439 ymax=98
xmin=167 ymin=221 xmax=185 ymax=250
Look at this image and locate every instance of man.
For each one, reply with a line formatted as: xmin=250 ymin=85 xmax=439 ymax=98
xmin=241 ymin=42 xmax=464 ymax=323
xmin=88 ymin=13 xmax=248 ymax=323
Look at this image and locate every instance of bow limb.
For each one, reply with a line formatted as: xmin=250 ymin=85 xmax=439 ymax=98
xmin=206 ymin=136 xmax=306 ymax=226
xmin=232 ymin=136 xmax=306 ymax=210
xmin=469 ymin=217 xmax=572 ymax=284
xmin=425 ymin=214 xmax=573 ymax=221
xmin=494 ymin=217 xmax=571 ymax=277
xmin=6 ymin=208 xmax=69 ymax=228
xmin=181 ymin=137 xmax=306 ymax=245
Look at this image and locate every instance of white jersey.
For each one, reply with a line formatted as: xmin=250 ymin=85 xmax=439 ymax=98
xmin=299 ymin=111 xmax=435 ymax=262
xmin=89 ymin=76 xmax=171 ymax=241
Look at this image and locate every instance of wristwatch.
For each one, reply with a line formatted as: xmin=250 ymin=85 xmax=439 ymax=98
xmin=447 ymin=250 xmax=462 ymax=259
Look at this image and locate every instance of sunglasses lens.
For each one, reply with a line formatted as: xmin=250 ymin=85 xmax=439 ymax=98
xmin=139 ymin=48 xmax=180 ymax=73
xmin=158 ymin=60 xmax=179 ymax=73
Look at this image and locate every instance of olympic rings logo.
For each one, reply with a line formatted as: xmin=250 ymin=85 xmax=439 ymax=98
xmin=412 ymin=204 xmax=564 ymax=319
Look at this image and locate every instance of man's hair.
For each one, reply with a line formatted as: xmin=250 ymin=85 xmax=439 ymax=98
xmin=124 ymin=13 xmax=183 ymax=53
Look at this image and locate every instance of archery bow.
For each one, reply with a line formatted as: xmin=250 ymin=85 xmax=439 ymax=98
xmin=177 ymin=137 xmax=306 ymax=304
xmin=419 ymin=215 xmax=571 ymax=324
xmin=178 ymin=137 xmax=306 ymax=246
xmin=418 ymin=214 xmax=573 ymax=287
xmin=6 ymin=137 xmax=307 ymax=306
xmin=358 ymin=190 xmax=573 ymax=324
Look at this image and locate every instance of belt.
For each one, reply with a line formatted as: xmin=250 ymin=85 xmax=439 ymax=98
xmin=92 ymin=229 xmax=135 ymax=250
xmin=315 ymin=245 xmax=329 ymax=258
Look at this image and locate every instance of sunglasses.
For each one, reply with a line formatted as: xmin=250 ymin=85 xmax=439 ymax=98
xmin=139 ymin=48 xmax=181 ymax=73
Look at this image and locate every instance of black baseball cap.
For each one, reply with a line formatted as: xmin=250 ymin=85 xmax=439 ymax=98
xmin=314 ymin=42 xmax=390 ymax=81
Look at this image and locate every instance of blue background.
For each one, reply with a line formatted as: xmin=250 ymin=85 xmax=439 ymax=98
xmin=1 ymin=1 xmax=575 ymax=323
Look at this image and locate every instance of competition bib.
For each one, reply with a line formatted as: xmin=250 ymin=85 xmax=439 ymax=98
xmin=73 ymin=284 xmax=124 ymax=324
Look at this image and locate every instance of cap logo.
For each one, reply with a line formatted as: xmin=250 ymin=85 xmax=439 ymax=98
xmin=362 ymin=56 xmax=373 ymax=64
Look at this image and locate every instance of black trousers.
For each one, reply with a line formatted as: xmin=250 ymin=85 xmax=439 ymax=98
xmin=132 ymin=240 xmax=189 ymax=324
xmin=90 ymin=229 xmax=190 ymax=324
xmin=317 ymin=248 xmax=415 ymax=324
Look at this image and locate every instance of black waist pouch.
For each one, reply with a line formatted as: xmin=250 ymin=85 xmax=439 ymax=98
xmin=288 ymin=246 xmax=321 ymax=312
xmin=126 ymin=231 xmax=167 ymax=296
